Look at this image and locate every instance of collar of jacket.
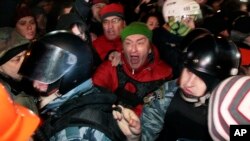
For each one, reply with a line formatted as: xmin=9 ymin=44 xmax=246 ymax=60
xmin=0 ymin=73 xmax=22 ymax=95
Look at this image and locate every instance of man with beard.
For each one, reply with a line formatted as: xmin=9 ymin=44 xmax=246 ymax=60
xmin=92 ymin=22 xmax=173 ymax=117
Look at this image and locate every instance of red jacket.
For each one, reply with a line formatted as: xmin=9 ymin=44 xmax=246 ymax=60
xmin=92 ymin=45 xmax=173 ymax=116
xmin=239 ymin=48 xmax=250 ymax=66
xmin=92 ymin=35 xmax=123 ymax=61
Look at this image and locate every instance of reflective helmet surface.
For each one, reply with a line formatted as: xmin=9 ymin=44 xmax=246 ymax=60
xmin=180 ymin=28 xmax=211 ymax=51
xmin=183 ymin=29 xmax=240 ymax=79
xmin=162 ymin=0 xmax=201 ymax=22
xmin=19 ymin=30 xmax=93 ymax=94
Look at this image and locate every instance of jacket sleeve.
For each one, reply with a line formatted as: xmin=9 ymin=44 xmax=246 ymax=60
xmin=92 ymin=61 xmax=118 ymax=92
xmin=141 ymin=80 xmax=178 ymax=141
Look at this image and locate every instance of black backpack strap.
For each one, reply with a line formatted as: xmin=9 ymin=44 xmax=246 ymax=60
xmin=115 ymin=65 xmax=167 ymax=107
xmin=54 ymin=107 xmax=126 ymax=141
xmin=35 ymin=90 xmax=126 ymax=141
xmin=57 ymin=89 xmax=116 ymax=116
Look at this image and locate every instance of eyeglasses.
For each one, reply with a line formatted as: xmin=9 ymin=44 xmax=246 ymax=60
xmin=102 ymin=18 xmax=122 ymax=26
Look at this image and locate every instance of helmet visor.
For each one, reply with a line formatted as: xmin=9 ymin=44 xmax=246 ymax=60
xmin=18 ymin=41 xmax=77 ymax=84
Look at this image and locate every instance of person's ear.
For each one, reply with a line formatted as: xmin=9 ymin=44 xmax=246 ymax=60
xmin=123 ymin=21 xmax=126 ymax=27
xmin=148 ymin=43 xmax=152 ymax=54
xmin=149 ymin=48 xmax=152 ymax=54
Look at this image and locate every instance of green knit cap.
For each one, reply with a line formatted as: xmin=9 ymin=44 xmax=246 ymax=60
xmin=121 ymin=22 xmax=152 ymax=42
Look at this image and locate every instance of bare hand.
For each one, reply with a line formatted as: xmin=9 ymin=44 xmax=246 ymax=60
xmin=112 ymin=105 xmax=141 ymax=141
xmin=109 ymin=51 xmax=121 ymax=67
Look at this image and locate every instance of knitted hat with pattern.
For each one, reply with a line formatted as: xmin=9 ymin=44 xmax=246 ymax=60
xmin=15 ymin=6 xmax=34 ymax=24
xmin=208 ymin=75 xmax=250 ymax=141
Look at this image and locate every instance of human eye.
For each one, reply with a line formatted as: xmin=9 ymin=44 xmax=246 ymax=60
xmin=18 ymin=21 xmax=26 ymax=26
xmin=137 ymin=41 xmax=144 ymax=45
xmin=148 ymin=22 xmax=154 ymax=26
xmin=124 ymin=41 xmax=132 ymax=47
xmin=124 ymin=41 xmax=131 ymax=45
xmin=30 ymin=19 xmax=36 ymax=25
xmin=137 ymin=38 xmax=146 ymax=45
xmin=102 ymin=20 xmax=109 ymax=25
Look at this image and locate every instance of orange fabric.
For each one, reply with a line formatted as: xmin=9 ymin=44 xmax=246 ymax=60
xmin=0 ymin=84 xmax=40 ymax=141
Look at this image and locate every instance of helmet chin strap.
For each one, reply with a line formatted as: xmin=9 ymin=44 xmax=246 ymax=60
xmin=180 ymin=90 xmax=211 ymax=107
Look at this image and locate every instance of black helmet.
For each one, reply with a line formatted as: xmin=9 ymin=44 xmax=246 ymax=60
xmin=181 ymin=29 xmax=241 ymax=105
xmin=183 ymin=29 xmax=240 ymax=80
xmin=19 ymin=30 xmax=93 ymax=94
xmin=180 ymin=28 xmax=211 ymax=51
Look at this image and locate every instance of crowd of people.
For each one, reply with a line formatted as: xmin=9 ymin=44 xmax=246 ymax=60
xmin=0 ymin=0 xmax=250 ymax=140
